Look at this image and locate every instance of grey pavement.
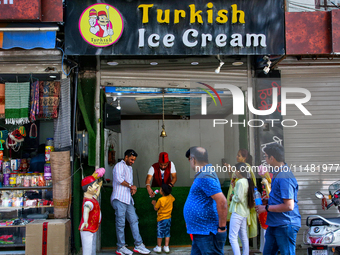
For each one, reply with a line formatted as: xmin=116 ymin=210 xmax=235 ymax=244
xmin=95 ymin=246 xmax=309 ymax=255
xmin=96 ymin=246 xmax=261 ymax=255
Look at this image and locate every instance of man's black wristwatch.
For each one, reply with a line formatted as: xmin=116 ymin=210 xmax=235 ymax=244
xmin=218 ymin=226 xmax=226 ymax=231
xmin=265 ymin=204 xmax=270 ymax=212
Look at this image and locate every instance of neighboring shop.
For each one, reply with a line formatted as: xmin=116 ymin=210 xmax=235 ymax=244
xmin=0 ymin=1 xmax=71 ymax=254
xmin=276 ymin=10 xmax=340 ymax=250
xmin=65 ymin=0 xmax=285 ymax=252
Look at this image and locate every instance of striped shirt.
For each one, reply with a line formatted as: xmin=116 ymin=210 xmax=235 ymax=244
xmin=110 ymin=160 xmax=134 ymax=205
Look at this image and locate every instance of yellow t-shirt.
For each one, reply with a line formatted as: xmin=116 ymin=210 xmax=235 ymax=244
xmin=155 ymin=194 xmax=175 ymax=222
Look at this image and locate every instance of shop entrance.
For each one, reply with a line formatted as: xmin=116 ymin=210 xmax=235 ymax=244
xmin=103 ymin=84 xmax=244 ymax=187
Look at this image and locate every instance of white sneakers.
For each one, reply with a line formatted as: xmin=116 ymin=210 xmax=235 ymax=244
xmin=153 ymin=246 xmax=162 ymax=253
xmin=153 ymin=245 xmax=170 ymax=253
xmin=163 ymin=246 xmax=170 ymax=253
xmin=133 ymin=243 xmax=151 ymax=254
xmin=116 ymin=245 xmax=133 ymax=255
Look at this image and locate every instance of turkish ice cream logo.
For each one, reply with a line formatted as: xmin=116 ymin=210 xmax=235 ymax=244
xmin=89 ymin=8 xmax=113 ymax=38
xmin=79 ymin=4 xmax=124 ymax=47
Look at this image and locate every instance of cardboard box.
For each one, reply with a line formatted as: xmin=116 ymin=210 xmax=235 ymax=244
xmin=26 ymin=219 xmax=71 ymax=255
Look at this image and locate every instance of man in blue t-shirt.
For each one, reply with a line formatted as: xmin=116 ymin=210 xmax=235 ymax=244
xmin=256 ymin=143 xmax=301 ymax=255
xmin=183 ymin=146 xmax=228 ymax=255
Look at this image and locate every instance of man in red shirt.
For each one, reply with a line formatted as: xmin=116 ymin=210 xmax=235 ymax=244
xmin=145 ymin=152 xmax=177 ymax=197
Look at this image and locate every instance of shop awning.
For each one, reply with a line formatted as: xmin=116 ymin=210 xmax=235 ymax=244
xmin=0 ymin=23 xmax=58 ymax=50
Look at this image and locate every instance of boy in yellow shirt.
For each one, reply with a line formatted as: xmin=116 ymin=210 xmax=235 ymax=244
xmin=151 ymin=183 xmax=175 ymax=253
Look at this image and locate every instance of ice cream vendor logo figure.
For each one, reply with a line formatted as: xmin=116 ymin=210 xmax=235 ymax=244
xmin=79 ymin=4 xmax=124 ymax=47
xmin=79 ymin=168 xmax=105 ymax=255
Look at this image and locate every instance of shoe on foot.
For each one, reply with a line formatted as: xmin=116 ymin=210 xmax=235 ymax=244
xmin=153 ymin=246 xmax=162 ymax=253
xmin=133 ymin=243 xmax=151 ymax=254
xmin=163 ymin=246 xmax=170 ymax=253
xmin=116 ymin=245 xmax=133 ymax=255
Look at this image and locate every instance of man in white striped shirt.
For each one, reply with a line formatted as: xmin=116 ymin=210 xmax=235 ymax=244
xmin=111 ymin=149 xmax=151 ymax=255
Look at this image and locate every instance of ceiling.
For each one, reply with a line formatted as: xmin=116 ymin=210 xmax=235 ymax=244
xmin=106 ymin=87 xmax=233 ymax=118
xmin=101 ymin=55 xmax=249 ymax=118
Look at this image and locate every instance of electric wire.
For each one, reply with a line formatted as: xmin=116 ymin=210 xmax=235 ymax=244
xmin=288 ymin=2 xmax=324 ymax=11
xmin=57 ymin=47 xmax=78 ymax=77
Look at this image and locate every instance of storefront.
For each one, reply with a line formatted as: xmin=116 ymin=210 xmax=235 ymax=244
xmin=0 ymin=0 xmax=69 ymax=253
xmin=65 ymin=0 xmax=285 ymax=252
xmin=277 ymin=10 xmax=340 ymax=250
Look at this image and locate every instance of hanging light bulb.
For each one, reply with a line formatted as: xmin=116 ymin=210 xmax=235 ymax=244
xmin=160 ymin=90 xmax=167 ymax=138
xmin=116 ymin=99 xmax=121 ymax=110
xmin=215 ymin=61 xmax=225 ymax=74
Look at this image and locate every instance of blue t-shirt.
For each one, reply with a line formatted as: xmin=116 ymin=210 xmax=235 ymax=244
xmin=183 ymin=164 xmax=222 ymax=235
xmin=266 ymin=164 xmax=301 ymax=227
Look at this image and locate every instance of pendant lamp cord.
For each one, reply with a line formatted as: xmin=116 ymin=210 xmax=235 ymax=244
xmin=162 ymin=90 xmax=165 ymax=127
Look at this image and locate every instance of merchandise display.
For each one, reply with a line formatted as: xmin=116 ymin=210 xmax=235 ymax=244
xmin=0 ymin=158 xmax=51 ymax=187
xmin=0 ymin=64 xmax=66 ymax=255
xmin=0 ymin=122 xmax=56 ymax=251
xmin=0 ymin=190 xmax=53 ymax=208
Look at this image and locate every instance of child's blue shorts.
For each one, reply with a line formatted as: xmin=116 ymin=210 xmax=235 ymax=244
xmin=157 ymin=218 xmax=171 ymax=238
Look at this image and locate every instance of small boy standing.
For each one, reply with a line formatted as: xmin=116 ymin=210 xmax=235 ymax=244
xmin=151 ymin=183 xmax=175 ymax=253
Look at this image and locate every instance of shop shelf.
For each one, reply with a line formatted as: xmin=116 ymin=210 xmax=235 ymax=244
xmin=0 ymin=244 xmax=25 ymax=247
xmin=0 ymin=186 xmax=52 ymax=191
xmin=0 ymin=225 xmax=26 ymax=228
xmin=0 ymin=205 xmax=54 ymax=211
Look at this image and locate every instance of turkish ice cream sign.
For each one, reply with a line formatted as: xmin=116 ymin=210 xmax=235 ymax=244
xmin=70 ymin=0 xmax=284 ymax=55
xmin=79 ymin=4 xmax=124 ymax=47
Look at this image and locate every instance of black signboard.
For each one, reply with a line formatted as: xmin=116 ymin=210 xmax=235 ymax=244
xmin=65 ymin=0 xmax=284 ymax=55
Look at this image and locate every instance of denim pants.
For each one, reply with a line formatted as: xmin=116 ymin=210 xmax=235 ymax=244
xmin=229 ymin=212 xmax=249 ymax=255
xmin=263 ymin=225 xmax=300 ymax=255
xmin=111 ymin=199 xmax=143 ymax=249
xmin=191 ymin=231 xmax=227 ymax=255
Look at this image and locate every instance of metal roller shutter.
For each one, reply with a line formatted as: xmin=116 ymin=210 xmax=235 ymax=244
xmin=0 ymin=49 xmax=62 ymax=74
xmin=280 ymin=67 xmax=340 ymax=248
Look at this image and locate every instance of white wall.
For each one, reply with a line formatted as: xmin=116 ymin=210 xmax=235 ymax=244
xmin=223 ymin=114 xmax=240 ymax=169
xmin=119 ymin=119 xmax=227 ymax=187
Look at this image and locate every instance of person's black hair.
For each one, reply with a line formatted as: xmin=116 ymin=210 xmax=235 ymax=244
xmin=161 ymin=183 xmax=172 ymax=196
xmin=185 ymin=146 xmax=208 ymax=163
xmin=235 ymin=162 xmax=247 ymax=172
xmin=263 ymin=143 xmax=285 ymax=162
xmin=124 ymin=149 xmax=138 ymax=158
xmin=82 ymin=180 xmax=97 ymax=192
xmin=185 ymin=148 xmax=191 ymax=158
xmin=234 ymin=163 xmax=255 ymax=209
xmin=238 ymin=149 xmax=253 ymax=166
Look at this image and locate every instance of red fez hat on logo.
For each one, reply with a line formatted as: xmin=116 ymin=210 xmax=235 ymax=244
xmin=159 ymin=152 xmax=169 ymax=163
xmin=89 ymin=9 xmax=97 ymax=16
xmin=81 ymin=176 xmax=96 ymax=187
xmin=98 ymin=11 xmax=107 ymax=17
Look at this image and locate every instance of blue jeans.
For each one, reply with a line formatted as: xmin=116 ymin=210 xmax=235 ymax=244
xmin=263 ymin=225 xmax=300 ymax=255
xmin=111 ymin=199 xmax=143 ymax=249
xmin=191 ymin=232 xmax=227 ymax=255
xmin=157 ymin=218 xmax=171 ymax=238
